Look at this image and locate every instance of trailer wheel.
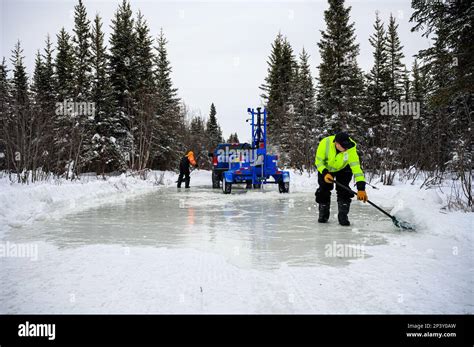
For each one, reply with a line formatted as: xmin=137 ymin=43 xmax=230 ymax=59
xmin=278 ymin=181 xmax=289 ymax=193
xmin=222 ymin=178 xmax=232 ymax=194
xmin=212 ymin=171 xmax=220 ymax=188
xmin=245 ymin=180 xmax=252 ymax=189
xmin=253 ymin=184 xmax=262 ymax=189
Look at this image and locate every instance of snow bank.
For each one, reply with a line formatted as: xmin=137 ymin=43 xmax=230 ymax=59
xmin=0 ymin=171 xmax=175 ymax=236
xmin=288 ymin=170 xmax=472 ymax=241
xmin=0 ymin=169 xmax=216 ymax=237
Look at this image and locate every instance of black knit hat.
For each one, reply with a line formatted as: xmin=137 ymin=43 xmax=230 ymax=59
xmin=334 ymin=132 xmax=353 ymax=149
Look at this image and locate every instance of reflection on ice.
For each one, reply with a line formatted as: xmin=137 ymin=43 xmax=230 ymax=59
xmin=6 ymin=185 xmax=391 ymax=270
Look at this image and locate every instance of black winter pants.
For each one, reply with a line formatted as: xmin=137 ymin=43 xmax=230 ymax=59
xmin=315 ymin=165 xmax=354 ymax=204
xmin=177 ymin=169 xmax=190 ymax=188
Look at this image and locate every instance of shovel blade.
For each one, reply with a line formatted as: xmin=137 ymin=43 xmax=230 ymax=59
xmin=393 ymin=217 xmax=416 ymax=231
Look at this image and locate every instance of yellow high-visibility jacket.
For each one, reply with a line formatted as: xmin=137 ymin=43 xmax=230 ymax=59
xmin=314 ymin=135 xmax=366 ymax=183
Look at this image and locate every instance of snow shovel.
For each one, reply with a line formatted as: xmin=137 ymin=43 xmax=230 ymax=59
xmin=332 ymin=179 xmax=416 ymax=231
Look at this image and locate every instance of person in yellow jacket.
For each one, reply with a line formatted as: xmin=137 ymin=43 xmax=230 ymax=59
xmin=178 ymin=151 xmax=197 ymax=188
xmin=314 ymin=132 xmax=368 ymax=226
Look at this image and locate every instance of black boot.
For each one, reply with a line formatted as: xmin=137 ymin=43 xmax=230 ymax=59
xmin=318 ymin=203 xmax=330 ymax=223
xmin=338 ymin=200 xmax=351 ymax=226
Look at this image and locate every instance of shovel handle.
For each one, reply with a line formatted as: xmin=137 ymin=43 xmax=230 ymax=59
xmin=332 ymin=179 xmax=395 ymax=220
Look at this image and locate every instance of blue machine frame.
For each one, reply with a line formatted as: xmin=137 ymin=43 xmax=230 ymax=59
xmin=222 ymin=107 xmax=290 ymax=194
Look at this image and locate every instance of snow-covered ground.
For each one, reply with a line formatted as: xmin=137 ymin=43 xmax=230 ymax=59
xmin=0 ymin=170 xmax=472 ymax=313
xmin=0 ymin=171 xmax=177 ymax=235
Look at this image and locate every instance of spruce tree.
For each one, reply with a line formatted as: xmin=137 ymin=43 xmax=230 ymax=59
xmin=39 ymin=35 xmax=56 ymax=112
xmin=109 ymin=0 xmax=137 ymax=106
xmin=9 ymin=41 xmax=30 ymax=180
xmin=31 ymin=45 xmax=55 ymax=176
xmin=90 ymin=14 xmax=119 ymax=173
xmin=91 ymin=14 xmax=114 ymax=121
xmin=410 ymin=59 xmax=427 ymax=106
xmin=32 ymin=36 xmax=56 ymax=126
xmin=378 ymin=14 xmax=405 ymax=182
xmin=54 ymin=28 xmax=77 ymax=176
xmin=278 ymin=38 xmax=298 ymax=163
xmin=206 ymin=103 xmax=223 ymax=150
xmin=154 ymin=29 xmax=179 ymax=113
xmin=109 ymin=0 xmax=138 ymax=169
xmin=316 ymin=0 xmax=365 ymax=135
xmin=227 ymin=133 xmax=239 ymax=143
xmin=135 ymin=12 xmax=155 ymax=94
xmin=411 ymin=0 xmax=473 ymax=94
xmin=152 ymin=28 xmax=182 ymax=169
xmin=416 ymin=22 xmax=453 ymax=173
xmin=55 ymin=28 xmax=75 ymax=101
xmin=260 ymin=32 xmax=283 ymax=139
xmin=0 ymin=57 xmax=9 ymax=120
xmin=386 ymin=13 xmax=405 ymax=101
xmin=10 ymin=41 xmax=29 ymax=107
xmin=292 ymin=48 xmax=319 ymax=171
xmin=131 ymin=11 xmax=156 ymax=170
xmin=364 ymin=12 xmax=391 ymax=171
xmin=32 ymin=51 xmax=45 ymax=102
xmin=366 ymin=12 xmax=389 ymax=120
xmin=0 ymin=58 xmax=11 ymax=171
xmin=72 ymin=0 xmax=92 ymax=100
xmin=188 ymin=116 xmax=207 ymax=165
xmin=0 ymin=57 xmax=9 ymax=104
xmin=71 ymin=0 xmax=94 ymax=175
xmin=260 ymin=33 xmax=296 ymax=145
xmin=36 ymin=36 xmax=59 ymax=173
xmin=402 ymin=59 xmax=428 ymax=168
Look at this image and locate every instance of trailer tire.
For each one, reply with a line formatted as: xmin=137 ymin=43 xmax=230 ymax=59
xmin=279 ymin=181 xmax=289 ymax=193
xmin=212 ymin=171 xmax=220 ymax=189
xmin=222 ymin=178 xmax=232 ymax=194
xmin=253 ymin=184 xmax=262 ymax=189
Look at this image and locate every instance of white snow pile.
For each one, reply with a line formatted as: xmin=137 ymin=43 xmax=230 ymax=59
xmin=288 ymin=170 xmax=472 ymax=239
xmin=0 ymin=169 xmax=212 ymax=236
xmin=0 ymin=171 xmax=169 ymax=235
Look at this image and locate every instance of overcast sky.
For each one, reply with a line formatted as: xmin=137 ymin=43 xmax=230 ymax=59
xmin=1 ymin=0 xmax=431 ymax=142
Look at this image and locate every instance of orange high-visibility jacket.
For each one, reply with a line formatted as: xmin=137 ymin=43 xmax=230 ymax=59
xmin=186 ymin=151 xmax=196 ymax=166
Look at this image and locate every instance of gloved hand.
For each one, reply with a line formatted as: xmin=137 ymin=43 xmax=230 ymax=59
xmin=324 ymin=173 xmax=334 ymax=184
xmin=357 ymin=190 xmax=368 ymax=202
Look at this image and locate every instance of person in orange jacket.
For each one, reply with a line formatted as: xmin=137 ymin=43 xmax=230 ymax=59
xmin=177 ymin=151 xmax=197 ymax=188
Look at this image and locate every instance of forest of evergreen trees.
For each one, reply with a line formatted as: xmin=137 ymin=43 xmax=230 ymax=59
xmin=0 ymin=0 xmax=471 ymax=207
xmin=260 ymin=0 xmax=471 ymax=207
xmin=0 ymin=0 xmax=224 ymax=181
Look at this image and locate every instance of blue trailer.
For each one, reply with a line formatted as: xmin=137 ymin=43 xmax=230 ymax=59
xmin=210 ymin=142 xmax=253 ymax=189
xmin=220 ymin=107 xmax=290 ymax=194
